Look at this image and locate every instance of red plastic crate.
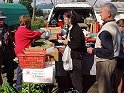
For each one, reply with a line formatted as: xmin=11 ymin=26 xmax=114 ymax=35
xmin=18 ymin=49 xmax=46 ymax=68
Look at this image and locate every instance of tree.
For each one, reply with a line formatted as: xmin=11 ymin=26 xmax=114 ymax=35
xmin=19 ymin=0 xmax=33 ymax=17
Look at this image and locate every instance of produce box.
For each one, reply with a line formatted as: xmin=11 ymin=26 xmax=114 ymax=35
xmin=49 ymin=33 xmax=58 ymax=40
xmin=18 ymin=49 xmax=46 ymax=68
xmin=47 ymin=27 xmax=61 ymax=34
xmin=89 ymin=22 xmax=100 ymax=33
xmin=84 ymin=18 xmax=95 ymax=25
xmin=46 ymin=48 xmax=59 ymax=61
xmin=47 ymin=27 xmax=61 ymax=40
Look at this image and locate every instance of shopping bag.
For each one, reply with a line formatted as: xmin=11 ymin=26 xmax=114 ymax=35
xmin=90 ymin=59 xmax=96 ymax=75
xmin=62 ymin=45 xmax=73 ymax=71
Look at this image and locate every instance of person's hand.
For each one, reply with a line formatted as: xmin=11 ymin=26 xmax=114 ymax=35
xmin=62 ymin=39 xmax=68 ymax=45
xmin=87 ymin=47 xmax=93 ymax=54
xmin=39 ymin=28 xmax=47 ymax=34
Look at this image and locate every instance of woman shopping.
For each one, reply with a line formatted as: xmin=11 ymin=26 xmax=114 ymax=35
xmin=61 ymin=10 xmax=86 ymax=93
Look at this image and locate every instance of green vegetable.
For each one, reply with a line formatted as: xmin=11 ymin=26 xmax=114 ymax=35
xmin=0 ymin=82 xmax=17 ymax=93
xmin=0 ymin=82 xmax=46 ymax=93
xmin=21 ymin=82 xmax=46 ymax=93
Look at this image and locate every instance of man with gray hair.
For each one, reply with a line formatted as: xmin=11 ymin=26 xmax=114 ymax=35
xmin=87 ymin=2 xmax=120 ymax=93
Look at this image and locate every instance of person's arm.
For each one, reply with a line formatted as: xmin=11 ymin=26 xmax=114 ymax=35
xmin=93 ymin=31 xmax=114 ymax=59
xmin=22 ymin=28 xmax=44 ymax=39
xmin=121 ymin=34 xmax=124 ymax=53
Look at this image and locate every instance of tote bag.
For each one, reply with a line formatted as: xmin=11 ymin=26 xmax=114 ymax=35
xmin=62 ymin=45 xmax=73 ymax=71
xmin=62 ymin=28 xmax=73 ymax=71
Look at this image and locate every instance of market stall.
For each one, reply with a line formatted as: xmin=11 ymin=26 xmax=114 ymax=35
xmin=17 ymin=43 xmax=58 ymax=92
xmin=17 ymin=23 xmax=99 ymax=92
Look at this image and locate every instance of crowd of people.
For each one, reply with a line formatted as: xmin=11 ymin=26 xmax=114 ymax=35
xmin=0 ymin=2 xmax=124 ymax=93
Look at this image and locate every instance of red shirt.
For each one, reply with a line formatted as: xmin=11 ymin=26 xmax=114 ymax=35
xmin=14 ymin=26 xmax=41 ymax=56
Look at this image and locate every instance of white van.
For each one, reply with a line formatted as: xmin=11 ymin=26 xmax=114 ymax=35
xmin=47 ymin=2 xmax=98 ymax=30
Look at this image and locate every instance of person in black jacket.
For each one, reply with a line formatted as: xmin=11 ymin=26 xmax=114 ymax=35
xmin=61 ymin=10 xmax=86 ymax=93
xmin=0 ymin=11 xmax=15 ymax=85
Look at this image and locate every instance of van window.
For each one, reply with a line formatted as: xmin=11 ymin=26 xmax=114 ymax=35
xmin=48 ymin=7 xmax=97 ymax=27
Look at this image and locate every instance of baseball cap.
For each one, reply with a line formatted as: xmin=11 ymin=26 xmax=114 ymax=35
xmin=0 ymin=11 xmax=7 ymax=19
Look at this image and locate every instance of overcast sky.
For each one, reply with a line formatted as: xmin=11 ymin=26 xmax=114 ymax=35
xmin=0 ymin=0 xmax=111 ymax=5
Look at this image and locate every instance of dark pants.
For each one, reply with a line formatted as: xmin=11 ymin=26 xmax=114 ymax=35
xmin=3 ymin=58 xmax=14 ymax=84
xmin=69 ymin=59 xmax=83 ymax=93
xmin=0 ymin=49 xmax=3 ymax=84
xmin=16 ymin=66 xmax=22 ymax=91
xmin=116 ymin=58 xmax=124 ymax=92
xmin=1 ymin=46 xmax=15 ymax=84
xmin=55 ymin=52 xmax=74 ymax=92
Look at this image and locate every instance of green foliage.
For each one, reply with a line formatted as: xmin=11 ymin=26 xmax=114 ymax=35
xmin=20 ymin=83 xmax=46 ymax=93
xmin=0 ymin=82 xmax=46 ymax=93
xmin=31 ymin=18 xmax=46 ymax=30
xmin=19 ymin=0 xmax=33 ymax=17
xmin=0 ymin=82 xmax=16 ymax=93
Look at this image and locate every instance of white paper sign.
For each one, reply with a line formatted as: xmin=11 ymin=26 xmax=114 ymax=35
xmin=22 ymin=66 xmax=54 ymax=83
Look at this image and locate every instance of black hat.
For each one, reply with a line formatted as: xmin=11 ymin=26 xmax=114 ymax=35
xmin=0 ymin=11 xmax=7 ymax=19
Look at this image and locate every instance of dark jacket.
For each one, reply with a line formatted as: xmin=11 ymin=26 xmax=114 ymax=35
xmin=0 ymin=23 xmax=15 ymax=64
xmin=68 ymin=24 xmax=86 ymax=59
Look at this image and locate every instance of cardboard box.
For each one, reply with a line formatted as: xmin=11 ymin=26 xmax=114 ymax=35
xmin=46 ymin=48 xmax=59 ymax=61
xmin=89 ymin=22 xmax=101 ymax=33
xmin=93 ymin=23 xmax=97 ymax=33
xmin=84 ymin=18 xmax=95 ymax=25
xmin=49 ymin=33 xmax=58 ymax=40
xmin=50 ymin=48 xmax=58 ymax=61
xmin=47 ymin=27 xmax=61 ymax=34
xmin=47 ymin=27 xmax=61 ymax=40
xmin=89 ymin=23 xmax=93 ymax=33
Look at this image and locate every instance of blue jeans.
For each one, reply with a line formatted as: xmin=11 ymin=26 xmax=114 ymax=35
xmin=16 ymin=66 xmax=22 ymax=91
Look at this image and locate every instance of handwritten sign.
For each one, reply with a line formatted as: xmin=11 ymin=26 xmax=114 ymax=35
xmin=22 ymin=66 xmax=54 ymax=83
